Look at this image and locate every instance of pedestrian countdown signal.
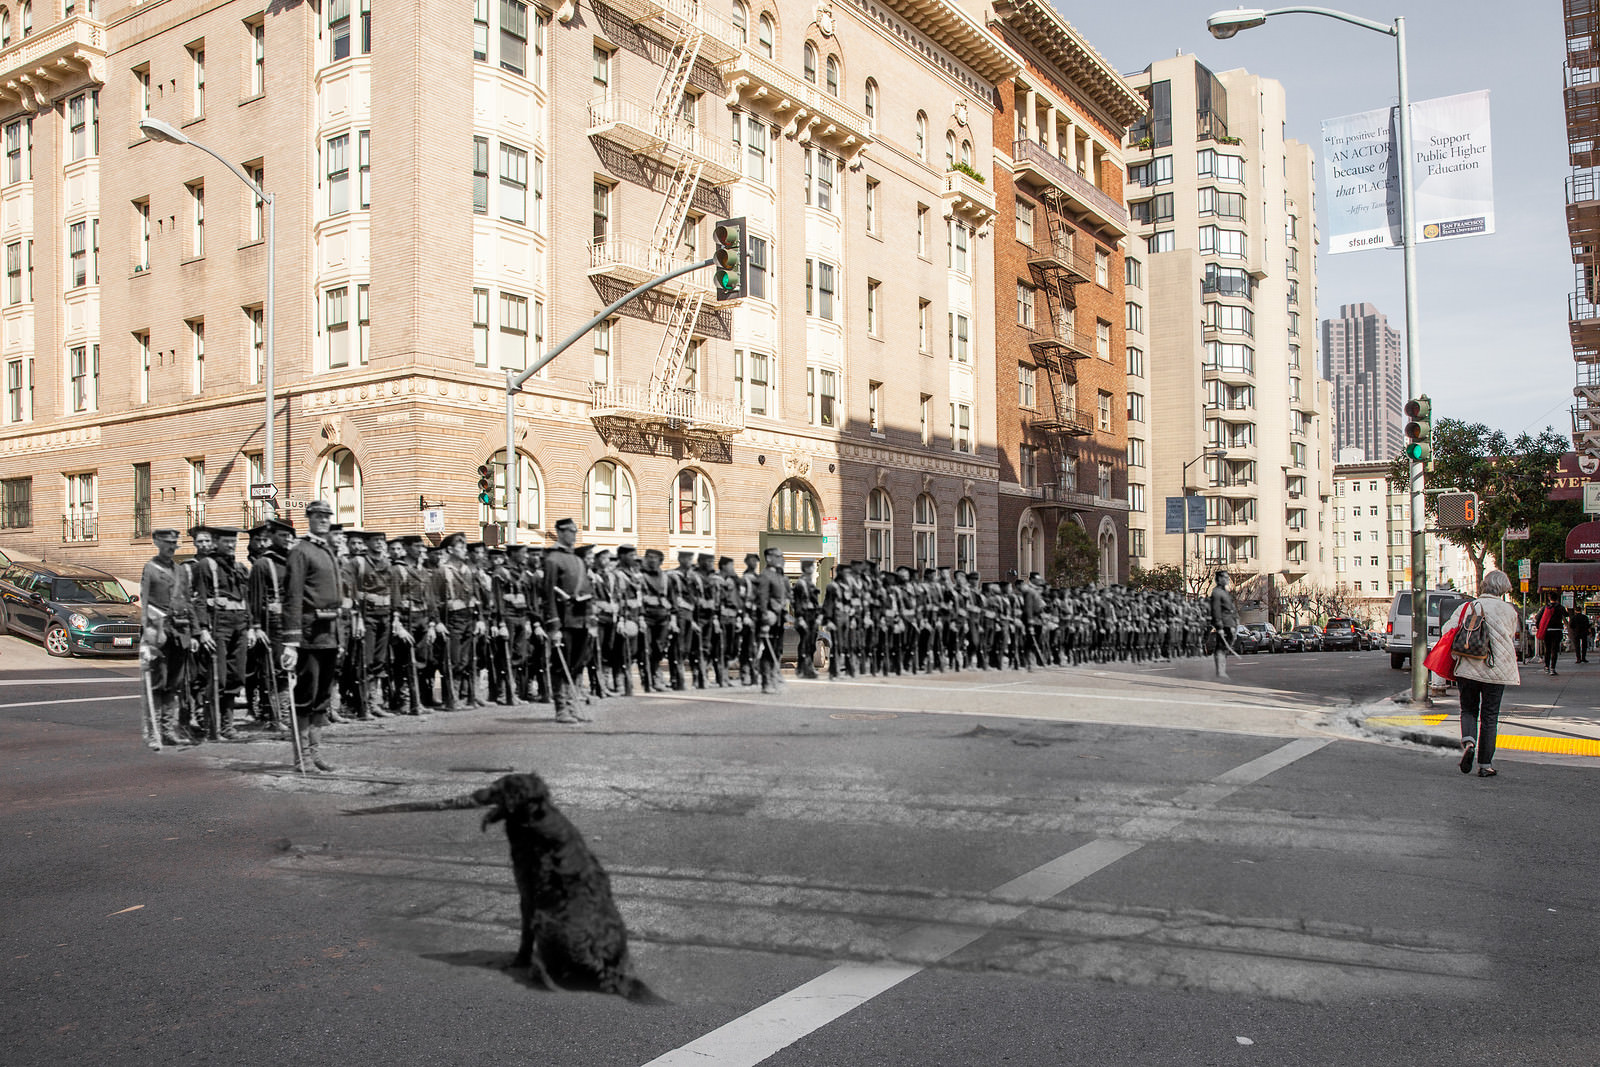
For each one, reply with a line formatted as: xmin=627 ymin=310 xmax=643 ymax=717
xmin=712 ymin=217 xmax=747 ymax=302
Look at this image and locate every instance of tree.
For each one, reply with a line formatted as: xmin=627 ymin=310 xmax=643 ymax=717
xmin=1049 ymin=520 xmax=1101 ymax=588
xmin=1128 ymin=562 xmax=1183 ymax=592
xmin=1387 ymin=419 xmax=1573 ymax=588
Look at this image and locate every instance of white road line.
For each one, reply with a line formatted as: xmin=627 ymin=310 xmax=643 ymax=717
xmin=0 ymin=694 xmax=141 ymax=710
xmin=648 ymin=682 xmax=1304 ymax=715
xmin=640 ymin=736 xmax=1332 ymax=1067
xmin=0 ymin=677 xmax=137 ymax=685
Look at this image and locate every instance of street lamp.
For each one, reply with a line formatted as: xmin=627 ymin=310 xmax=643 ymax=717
xmin=1205 ymin=5 xmax=1428 ymax=705
xmin=140 ymin=117 xmax=278 ymax=519
xmin=1182 ymin=447 xmax=1228 ymax=595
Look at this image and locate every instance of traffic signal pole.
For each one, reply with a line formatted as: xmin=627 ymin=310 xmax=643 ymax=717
xmin=500 ymin=255 xmax=716 ymax=545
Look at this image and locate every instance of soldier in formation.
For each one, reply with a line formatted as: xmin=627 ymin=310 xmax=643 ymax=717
xmin=137 ymin=504 xmax=1211 ymax=770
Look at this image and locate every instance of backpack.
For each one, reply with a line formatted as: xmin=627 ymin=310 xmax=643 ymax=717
xmin=1452 ymin=604 xmax=1493 ymax=664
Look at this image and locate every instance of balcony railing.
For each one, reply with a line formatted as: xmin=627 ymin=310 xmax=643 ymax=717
xmin=1028 ymin=321 xmax=1096 ymax=360
xmin=722 ymin=48 xmax=873 ymax=160
xmin=1011 ymin=138 xmax=1129 ymax=234
xmin=588 ymin=236 xmax=709 ymax=293
xmin=587 ymin=94 xmax=740 ymax=184
xmin=0 ymin=16 xmax=104 ymax=90
xmin=1030 ymin=407 xmax=1094 ymax=437
xmin=1026 ymin=230 xmax=1091 ymax=281
xmin=61 ymin=513 xmax=97 ymax=543
xmin=590 ymin=381 xmax=744 ymax=434
xmin=942 ymin=167 xmax=996 ymax=224
xmin=600 ymin=0 xmax=741 ymax=60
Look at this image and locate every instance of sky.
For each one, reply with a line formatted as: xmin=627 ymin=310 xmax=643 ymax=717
xmin=1058 ymin=0 xmax=1574 ymax=441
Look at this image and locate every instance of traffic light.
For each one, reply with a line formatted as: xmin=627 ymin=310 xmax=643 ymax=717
xmin=712 ymin=216 xmax=747 ymax=301
xmin=476 ymin=463 xmax=494 ymax=506
xmin=1403 ymin=395 xmax=1432 ymax=463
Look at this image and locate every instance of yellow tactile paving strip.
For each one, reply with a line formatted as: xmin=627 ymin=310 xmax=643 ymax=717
xmin=1366 ymin=715 xmax=1600 ymax=757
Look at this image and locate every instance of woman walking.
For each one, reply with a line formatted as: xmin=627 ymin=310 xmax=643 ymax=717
xmin=1450 ymin=570 xmax=1521 ymax=778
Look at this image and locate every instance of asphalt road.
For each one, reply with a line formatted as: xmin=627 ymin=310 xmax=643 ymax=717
xmin=4 ymin=643 xmax=1598 ymax=1066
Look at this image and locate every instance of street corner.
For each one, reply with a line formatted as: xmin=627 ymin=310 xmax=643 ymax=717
xmin=1351 ymin=692 xmax=1600 ymax=765
xmin=1355 ymin=695 xmax=1459 ymax=750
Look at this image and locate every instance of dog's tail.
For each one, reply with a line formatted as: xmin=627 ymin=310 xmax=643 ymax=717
xmin=620 ymin=976 xmax=668 ymax=1005
xmin=342 ymin=794 xmax=485 ymax=815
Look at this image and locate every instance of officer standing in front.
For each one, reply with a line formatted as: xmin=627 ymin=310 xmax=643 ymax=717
xmin=543 ymin=517 xmax=594 ymax=723
xmin=139 ymin=528 xmax=192 ymax=749
xmin=281 ymin=500 xmax=343 ymax=772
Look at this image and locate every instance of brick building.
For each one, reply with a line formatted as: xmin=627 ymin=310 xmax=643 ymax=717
xmin=0 ymin=0 xmax=1028 ymax=579
xmin=973 ymin=0 xmax=1142 ymax=582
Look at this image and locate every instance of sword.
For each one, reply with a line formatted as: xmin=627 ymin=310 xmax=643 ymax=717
xmin=140 ymin=651 xmax=161 ymax=752
xmin=285 ymin=665 xmax=305 ymax=773
xmin=407 ymin=640 xmax=423 ymax=715
xmin=499 ymin=630 xmax=516 ymax=704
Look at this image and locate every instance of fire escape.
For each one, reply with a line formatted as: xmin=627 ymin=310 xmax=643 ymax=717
xmin=1026 ymin=194 xmax=1096 ymax=506
xmin=1567 ymin=0 xmax=1600 ymax=454
xmin=586 ymin=0 xmax=744 ymax=450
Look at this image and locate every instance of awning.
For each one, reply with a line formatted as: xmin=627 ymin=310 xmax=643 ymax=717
xmin=1536 ymin=562 xmax=1600 ymax=591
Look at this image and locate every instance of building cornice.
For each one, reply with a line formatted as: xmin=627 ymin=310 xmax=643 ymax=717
xmin=989 ymin=0 xmax=1145 ymax=129
xmin=844 ymin=0 xmax=1020 ymax=91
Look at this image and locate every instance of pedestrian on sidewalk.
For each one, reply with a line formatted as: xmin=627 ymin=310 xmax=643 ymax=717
xmin=1536 ymin=592 xmax=1567 ymax=676
xmin=1568 ymin=608 xmax=1591 ymax=664
xmin=1208 ymin=571 xmax=1238 ymax=681
xmin=1449 ymin=569 xmax=1521 ymax=778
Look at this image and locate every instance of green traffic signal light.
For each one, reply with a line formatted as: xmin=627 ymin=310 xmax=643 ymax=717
xmin=1402 ymin=396 xmax=1431 ymax=463
xmin=712 ymin=217 xmax=747 ymax=301
xmin=477 ymin=463 xmax=494 ymax=506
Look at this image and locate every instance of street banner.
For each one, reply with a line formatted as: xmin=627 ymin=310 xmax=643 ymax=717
xmin=1164 ymin=496 xmax=1208 ymax=535
xmin=1321 ymin=90 xmax=1493 ymax=253
xmin=1412 ymin=90 xmax=1494 ymax=244
xmin=1321 ymin=106 xmax=1399 ymax=253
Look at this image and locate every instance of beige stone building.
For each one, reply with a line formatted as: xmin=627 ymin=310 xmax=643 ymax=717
xmin=1120 ymin=54 xmax=1333 ymax=593
xmin=0 ymin=0 xmax=1028 ymax=578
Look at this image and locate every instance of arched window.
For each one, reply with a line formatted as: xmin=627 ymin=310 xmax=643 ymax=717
xmin=1098 ymin=518 xmax=1118 ymax=587
xmin=913 ymin=493 xmax=937 ymax=568
xmin=1018 ymin=510 xmax=1043 ymax=578
xmin=825 ymin=54 xmax=839 ymax=97
xmin=479 ymin=449 xmax=543 ymax=533
xmin=315 ymin=448 xmax=363 ymax=526
xmin=757 ymin=13 xmax=774 ymax=56
xmin=865 ymin=488 xmax=892 ymax=568
xmin=731 ymin=1 xmax=748 ymax=44
xmin=961 ymin=139 xmax=973 ymax=166
xmin=1 ymin=10 xmax=11 ymax=47
xmin=915 ymin=111 xmax=928 ymax=162
xmin=669 ymin=468 xmax=714 ymax=537
xmin=956 ymin=497 xmax=977 ymax=573
xmin=19 ymin=2 xmax=28 ymax=38
xmin=863 ymin=79 xmax=877 ymax=131
xmin=768 ymin=478 xmax=820 ymax=533
xmin=945 ymin=131 xmax=957 ymax=170
xmin=803 ymin=43 xmax=816 ymax=84
xmin=583 ymin=459 xmax=634 ymax=534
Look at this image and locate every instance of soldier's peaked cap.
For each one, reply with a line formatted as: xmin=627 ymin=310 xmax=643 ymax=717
xmin=441 ymin=532 xmax=466 ymax=547
xmin=267 ymin=517 xmax=296 ymax=534
xmin=363 ymin=529 xmax=387 ymax=540
xmin=555 ymin=517 xmax=578 ymax=531
xmin=574 ymin=544 xmax=594 ymax=558
xmin=398 ymin=534 xmax=424 ymax=545
xmin=304 ymin=499 xmax=334 ymax=515
xmin=696 ymin=552 xmax=714 ymax=563
xmin=718 ymin=556 xmax=734 ymax=567
xmin=152 ymin=527 xmax=181 ymax=540
xmin=187 ymin=525 xmax=209 ymax=538
xmin=644 ymin=547 xmax=664 ymax=559
xmin=616 ymin=544 xmax=637 ymax=556
xmin=799 ymin=558 xmax=815 ymax=568
xmin=744 ymin=552 xmax=762 ymax=563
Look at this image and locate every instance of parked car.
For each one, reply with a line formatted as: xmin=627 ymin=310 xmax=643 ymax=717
xmin=0 ymin=562 xmax=141 ymax=657
xmin=1233 ymin=625 xmax=1262 ymax=654
xmin=1321 ymin=617 xmax=1360 ymax=651
xmin=1292 ymin=625 xmax=1323 ymax=652
xmin=1280 ymin=629 xmax=1306 ymax=652
xmin=1246 ymin=622 xmax=1283 ymax=653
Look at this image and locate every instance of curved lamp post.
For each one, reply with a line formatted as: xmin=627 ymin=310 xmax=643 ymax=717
xmin=140 ymin=117 xmax=277 ymax=519
xmin=1206 ymin=6 xmax=1426 ymax=702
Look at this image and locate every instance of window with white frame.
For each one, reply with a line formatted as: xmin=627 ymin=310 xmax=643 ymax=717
xmin=67 ymin=221 xmax=87 ymax=288
xmin=1098 ymin=462 xmax=1113 ymax=500
xmin=592 ymin=179 xmax=610 ymax=241
xmin=246 ymin=163 xmax=265 ymax=241
xmin=65 ymin=471 xmax=96 ymax=540
xmin=67 ymin=91 xmax=96 ymax=162
xmin=358 ymin=132 xmax=370 ymax=208
xmin=590 ymin=316 xmax=611 ymax=385
xmin=1098 ymin=390 xmax=1112 ymax=431
xmin=316 ymin=448 xmax=363 ymax=526
xmin=1128 ymin=483 xmax=1145 ymax=512
xmin=1126 ymin=346 xmax=1144 ymax=377
xmin=1124 ymin=255 xmax=1142 ymax=288
xmin=915 ymin=111 xmax=927 ymax=161
xmin=474 ymin=0 xmax=489 ymax=60
xmin=918 ymin=299 xmax=930 ymax=352
xmin=189 ymin=318 xmax=205 ymax=392
xmin=1125 ymin=302 xmax=1143 ymax=333
xmin=330 ymin=0 xmax=351 ymax=60
xmin=1096 ymin=319 xmax=1111 ymax=359
xmin=472 ymin=288 xmax=490 ymax=366
xmin=1095 ymin=249 xmax=1110 ymax=287
xmin=806 ymin=365 xmax=836 ymax=427
xmin=747 ymin=234 xmax=767 ymax=299
xmin=1197 ymin=148 xmax=1245 ymax=182
xmin=947 ymin=219 xmax=968 ymax=272
xmin=757 ymin=13 xmax=772 ymax=56
xmin=5 ymin=120 xmax=23 ymax=184
xmin=949 ymin=313 xmax=968 ymax=362
xmin=247 ymin=306 xmax=265 ymax=384
xmin=864 ymin=177 xmax=878 ymax=232
xmin=325 ymin=287 xmax=349 ymax=368
xmin=868 ymin=380 xmax=882 ymax=433
xmin=1019 ymin=444 xmax=1036 ymax=488
xmin=188 ymin=181 xmax=204 ymax=256
xmin=500 ymin=142 xmax=527 ymax=223
xmin=68 ymin=344 xmax=95 ymax=412
xmin=135 ymin=331 xmax=149 ymax=405
xmin=482 ymin=449 xmax=542 ymax=533
xmin=327 ymin=134 xmax=350 ymax=215
xmin=1016 ymin=198 xmax=1034 ymax=245
xmin=248 ymin=18 xmax=265 ymax=95
xmin=500 ymin=0 xmax=528 ymax=75
xmin=956 ymin=497 xmax=976 ymax=570
xmin=916 ymin=204 xmax=928 ymax=256
xmin=866 ymin=488 xmax=892 ymax=567
xmin=189 ymin=41 xmax=205 ymax=115
xmin=914 ymin=493 xmax=937 ymax=567
xmin=1018 ymin=362 xmax=1036 ymax=408
xmin=1016 ymin=282 xmax=1034 ymax=328
xmin=4 ymin=241 xmax=17 ymax=304
xmin=865 ymin=278 xmax=879 ymax=335
xmin=669 ymin=468 xmax=714 ymax=537
xmin=735 ymin=348 xmax=770 ymax=416
xmin=951 ymin=402 xmax=971 ymax=453
xmin=1127 ymin=436 xmax=1145 ymax=467
xmin=583 ymin=459 xmax=634 ymax=533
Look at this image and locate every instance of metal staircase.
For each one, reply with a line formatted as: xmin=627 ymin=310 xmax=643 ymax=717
xmin=1026 ymin=194 xmax=1094 ymax=499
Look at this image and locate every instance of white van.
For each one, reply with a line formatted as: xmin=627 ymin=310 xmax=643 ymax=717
xmin=1386 ymin=588 xmax=1474 ymax=670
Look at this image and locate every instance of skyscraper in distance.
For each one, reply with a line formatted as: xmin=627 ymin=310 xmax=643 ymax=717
xmin=1322 ymin=302 xmax=1403 ymax=463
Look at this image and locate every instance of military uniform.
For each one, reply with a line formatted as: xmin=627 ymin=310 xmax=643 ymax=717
xmin=543 ymin=520 xmax=594 ymax=722
xmin=790 ymin=561 xmax=821 ymax=679
xmin=752 ymin=550 xmax=789 ymax=693
xmin=139 ymin=529 xmax=192 ymax=748
xmin=282 ymin=502 xmax=344 ymax=772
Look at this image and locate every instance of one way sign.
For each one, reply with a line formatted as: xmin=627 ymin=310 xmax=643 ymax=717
xmin=249 ymin=483 xmax=278 ymax=501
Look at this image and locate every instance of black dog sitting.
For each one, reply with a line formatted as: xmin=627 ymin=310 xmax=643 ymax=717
xmin=350 ymin=772 xmax=659 ymax=1002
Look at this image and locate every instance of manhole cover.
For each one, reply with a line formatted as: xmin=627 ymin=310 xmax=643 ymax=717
xmin=828 ymin=712 xmax=899 ymax=721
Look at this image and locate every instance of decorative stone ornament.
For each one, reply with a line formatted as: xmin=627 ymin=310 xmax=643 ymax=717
xmin=816 ymin=4 xmax=835 ymax=36
xmin=954 ymin=101 xmax=969 ymax=127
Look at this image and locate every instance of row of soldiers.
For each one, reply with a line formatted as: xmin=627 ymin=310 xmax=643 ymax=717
xmin=138 ymin=501 xmax=1212 ymax=771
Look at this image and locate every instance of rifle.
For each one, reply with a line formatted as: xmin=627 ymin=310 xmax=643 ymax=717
xmin=209 ymin=634 xmax=223 ymax=741
xmin=406 ymin=638 xmax=423 ymax=715
xmin=140 ymin=650 xmax=161 ymax=751
xmin=438 ymin=623 xmax=456 ymax=707
xmin=499 ymin=628 xmax=516 ymax=704
xmin=467 ymin=626 xmax=480 ymax=704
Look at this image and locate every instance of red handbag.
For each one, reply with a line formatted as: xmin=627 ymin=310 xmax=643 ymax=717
xmin=1423 ymin=625 xmax=1459 ymax=681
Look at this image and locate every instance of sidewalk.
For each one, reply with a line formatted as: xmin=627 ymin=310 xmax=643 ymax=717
xmin=1361 ymin=652 xmax=1600 ymax=761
